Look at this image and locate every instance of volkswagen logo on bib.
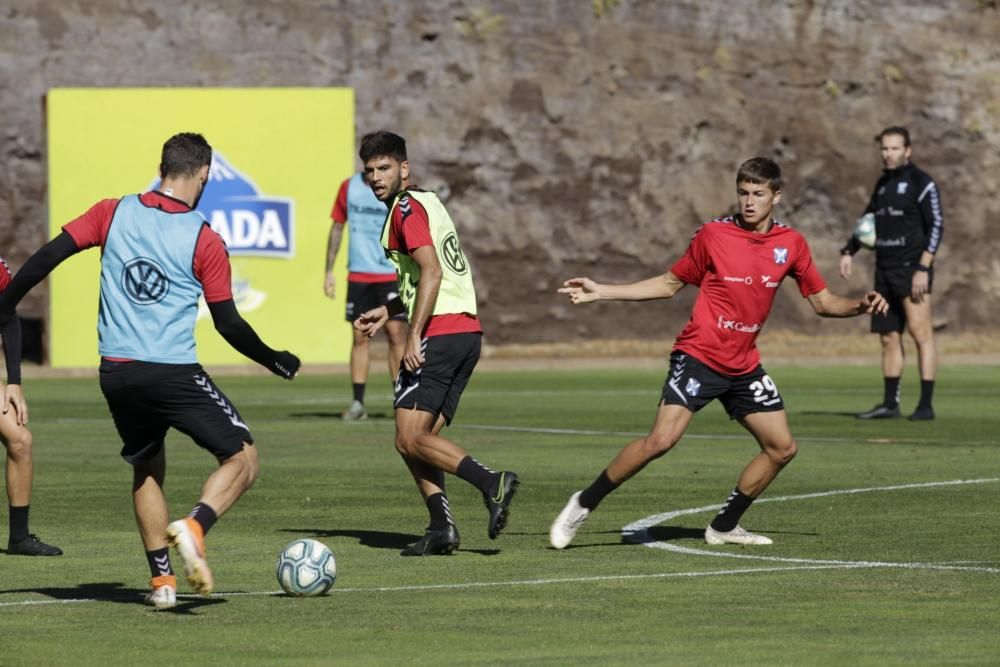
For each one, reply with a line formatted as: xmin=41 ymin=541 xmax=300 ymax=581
xmin=122 ymin=257 xmax=170 ymax=304
xmin=442 ymin=232 xmax=468 ymax=275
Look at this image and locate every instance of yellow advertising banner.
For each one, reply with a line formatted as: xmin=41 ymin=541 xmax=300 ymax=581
xmin=46 ymin=88 xmax=355 ymax=368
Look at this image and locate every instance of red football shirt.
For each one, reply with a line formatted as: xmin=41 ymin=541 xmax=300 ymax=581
xmin=0 ymin=257 xmax=11 ymax=293
xmin=670 ymin=217 xmax=827 ymax=375
xmin=386 ymin=193 xmax=482 ymax=337
xmin=62 ymin=191 xmax=233 ymax=303
xmin=330 ymin=178 xmax=350 ymax=225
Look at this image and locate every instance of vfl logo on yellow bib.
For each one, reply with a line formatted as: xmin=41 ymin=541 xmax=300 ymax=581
xmin=441 ymin=233 xmax=468 ymax=275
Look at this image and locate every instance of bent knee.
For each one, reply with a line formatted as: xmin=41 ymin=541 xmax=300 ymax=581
xmin=395 ymin=435 xmax=419 ymax=457
xmin=231 ymin=444 xmax=260 ymax=484
xmin=642 ymin=433 xmax=678 ymax=459
xmin=3 ymin=428 xmax=33 ymax=460
xmin=767 ymin=439 xmax=798 ymax=466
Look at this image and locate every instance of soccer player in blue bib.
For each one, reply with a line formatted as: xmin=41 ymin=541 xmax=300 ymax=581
xmin=0 ymin=133 xmax=300 ymax=608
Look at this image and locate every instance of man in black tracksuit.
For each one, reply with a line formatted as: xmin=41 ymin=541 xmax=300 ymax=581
xmin=840 ymin=126 xmax=943 ymax=421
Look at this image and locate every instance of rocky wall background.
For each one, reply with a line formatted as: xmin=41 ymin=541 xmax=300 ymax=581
xmin=2 ymin=0 xmax=998 ymax=346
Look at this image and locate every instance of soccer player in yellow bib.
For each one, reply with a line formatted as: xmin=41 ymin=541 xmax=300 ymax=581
xmin=353 ymin=131 xmax=518 ymax=556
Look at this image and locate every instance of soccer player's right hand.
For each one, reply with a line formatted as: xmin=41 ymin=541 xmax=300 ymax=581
xmin=863 ymin=291 xmax=889 ymax=316
xmin=354 ymin=306 xmax=389 ymax=337
xmin=271 ymin=351 xmax=301 ymax=380
xmin=3 ymin=383 xmax=28 ymax=426
xmin=323 ymin=271 xmax=336 ymax=299
xmin=558 ymin=277 xmax=601 ymax=304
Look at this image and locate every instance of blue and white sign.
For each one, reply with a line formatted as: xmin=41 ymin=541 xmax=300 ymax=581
xmin=200 ymin=153 xmax=295 ymax=257
xmin=153 ymin=152 xmax=295 ymax=258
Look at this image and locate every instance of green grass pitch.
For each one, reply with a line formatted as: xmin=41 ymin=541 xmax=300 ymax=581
xmin=2 ymin=364 xmax=998 ymax=665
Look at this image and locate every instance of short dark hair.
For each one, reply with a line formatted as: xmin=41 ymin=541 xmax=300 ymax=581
xmin=359 ymin=131 xmax=407 ymax=163
xmin=159 ymin=133 xmax=212 ymax=179
xmin=876 ymin=126 xmax=911 ymax=147
xmin=736 ymin=157 xmax=783 ymax=192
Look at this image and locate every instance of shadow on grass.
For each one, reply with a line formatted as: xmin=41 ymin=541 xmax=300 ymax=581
xmin=800 ymin=410 xmax=865 ymax=418
xmin=281 ymin=527 xmax=414 ymax=550
xmin=0 ymin=581 xmax=227 ymax=614
xmin=644 ymin=526 xmax=715 ymax=542
xmin=280 ymin=527 xmax=504 ymax=556
xmin=642 ymin=526 xmax=819 ymax=540
xmin=546 ymin=529 xmax=656 ymax=550
xmin=288 ymin=411 xmax=392 ymax=420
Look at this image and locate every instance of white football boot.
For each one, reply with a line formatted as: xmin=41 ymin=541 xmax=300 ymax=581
xmin=166 ymin=518 xmax=214 ymax=596
xmin=549 ymin=491 xmax=590 ymax=549
xmin=341 ymin=400 xmax=367 ymax=421
xmin=145 ymin=575 xmax=177 ymax=610
xmin=704 ymin=524 xmax=773 ymax=546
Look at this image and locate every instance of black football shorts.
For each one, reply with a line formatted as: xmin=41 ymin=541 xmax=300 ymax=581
xmin=660 ymin=351 xmax=785 ymax=420
xmin=871 ymin=265 xmax=934 ymax=334
xmin=99 ymin=360 xmax=253 ymax=464
xmin=393 ymin=332 xmax=481 ymax=425
xmin=345 ymin=280 xmax=406 ymax=322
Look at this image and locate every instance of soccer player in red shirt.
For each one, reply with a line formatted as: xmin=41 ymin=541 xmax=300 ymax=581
xmin=550 ymin=157 xmax=888 ymax=549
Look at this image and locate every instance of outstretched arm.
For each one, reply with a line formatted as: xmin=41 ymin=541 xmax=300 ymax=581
xmin=559 ymin=272 xmax=686 ymax=304
xmin=0 ymin=233 xmax=80 ymax=327
xmin=807 ymin=288 xmax=888 ymax=318
xmin=207 ymin=299 xmax=300 ymax=379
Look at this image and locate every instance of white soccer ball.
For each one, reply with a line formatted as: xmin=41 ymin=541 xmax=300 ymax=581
xmin=276 ymin=538 xmax=337 ymax=597
xmin=854 ymin=212 xmax=876 ymax=250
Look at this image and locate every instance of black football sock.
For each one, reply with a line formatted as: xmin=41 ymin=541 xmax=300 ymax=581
xmin=188 ymin=502 xmax=218 ymax=537
xmin=455 ymin=456 xmax=496 ymax=494
xmin=578 ymin=470 xmax=620 ymax=511
xmin=918 ymin=380 xmax=935 ymax=409
xmin=352 ymin=383 xmax=365 ymax=404
xmin=145 ymin=547 xmax=174 ymax=579
xmin=709 ymin=487 xmax=755 ymax=532
xmin=9 ymin=505 xmax=29 ymax=543
xmin=883 ymin=376 xmax=901 ymax=409
xmin=426 ymin=493 xmax=454 ymax=531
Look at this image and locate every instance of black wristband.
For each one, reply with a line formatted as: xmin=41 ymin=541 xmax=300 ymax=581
xmin=914 ymin=265 xmax=930 ymax=272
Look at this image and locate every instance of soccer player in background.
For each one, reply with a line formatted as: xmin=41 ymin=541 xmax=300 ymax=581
xmin=324 ymin=169 xmax=406 ymax=421
xmin=550 ymin=158 xmax=888 ymax=549
xmin=0 ymin=133 xmax=300 ymax=608
xmin=840 ymin=126 xmax=943 ymax=421
xmin=0 ymin=259 xmax=61 ymax=557
xmin=353 ymin=131 xmax=519 ymax=556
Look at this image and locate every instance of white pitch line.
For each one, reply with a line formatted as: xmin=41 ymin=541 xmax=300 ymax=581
xmin=4 ymin=479 xmax=998 ymax=610
xmin=623 ymin=477 xmax=1000 ymax=574
xmin=450 ymin=423 xmax=936 ymax=445
xmin=0 ymin=564 xmax=867 ymax=609
xmin=44 ymin=417 xmax=936 ymax=445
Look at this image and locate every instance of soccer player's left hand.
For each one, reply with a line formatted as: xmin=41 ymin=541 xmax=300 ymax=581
xmin=910 ymin=271 xmax=929 ymax=303
xmin=271 ymin=351 xmax=301 ymax=380
xmin=402 ymin=334 xmax=425 ymax=372
xmin=3 ymin=383 xmax=28 ymax=426
xmin=863 ymin=290 xmax=889 ymax=316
